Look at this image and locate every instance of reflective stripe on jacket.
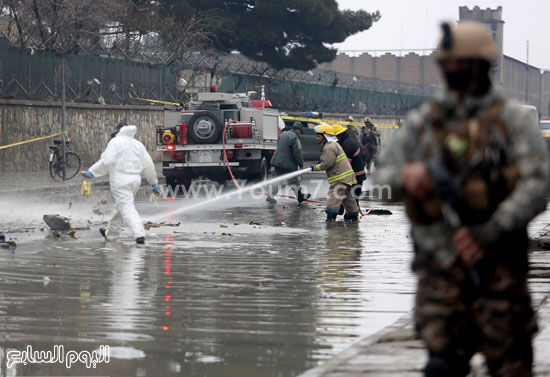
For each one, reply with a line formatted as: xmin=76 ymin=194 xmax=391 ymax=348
xmin=313 ymin=141 xmax=357 ymax=185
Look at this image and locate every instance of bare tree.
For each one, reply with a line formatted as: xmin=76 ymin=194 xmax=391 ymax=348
xmin=1 ymin=0 xmax=114 ymax=52
xmin=0 ymin=0 xmax=219 ymax=61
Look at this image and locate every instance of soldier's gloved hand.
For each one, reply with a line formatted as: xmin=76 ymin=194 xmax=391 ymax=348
xmin=152 ymin=183 xmax=159 ymax=193
xmin=453 ymin=227 xmax=485 ymax=266
xmin=401 ymin=162 xmax=434 ymax=199
xmin=310 ymin=165 xmax=315 ymax=171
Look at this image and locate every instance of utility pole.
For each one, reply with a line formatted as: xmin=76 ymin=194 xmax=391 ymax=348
xmin=61 ymin=59 xmax=67 ymax=180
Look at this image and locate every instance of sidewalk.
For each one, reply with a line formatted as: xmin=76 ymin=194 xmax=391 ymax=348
xmin=298 ymin=264 xmax=550 ymax=377
xmin=0 ymin=165 xmax=325 ymax=197
xmin=0 ymin=162 xmax=164 ymax=197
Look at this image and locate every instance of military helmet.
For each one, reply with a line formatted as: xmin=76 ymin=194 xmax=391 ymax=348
xmin=435 ymin=21 xmax=498 ymax=63
xmin=332 ymin=123 xmax=347 ymax=135
xmin=314 ymin=123 xmax=334 ymax=135
xmin=345 ymin=115 xmax=354 ymax=122
xmin=363 ymin=117 xmax=371 ymax=123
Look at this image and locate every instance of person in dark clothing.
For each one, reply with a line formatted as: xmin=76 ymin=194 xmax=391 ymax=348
xmin=333 ymin=124 xmax=366 ymax=202
xmin=267 ymin=123 xmax=310 ymax=204
xmin=281 ymin=121 xmax=296 ymax=132
xmin=361 ymin=117 xmax=380 ymax=175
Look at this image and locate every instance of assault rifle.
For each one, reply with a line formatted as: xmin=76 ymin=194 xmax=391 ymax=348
xmin=424 ymin=121 xmax=481 ymax=286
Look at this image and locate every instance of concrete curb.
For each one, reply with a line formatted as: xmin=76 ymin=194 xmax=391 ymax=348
xmin=297 ymin=311 xmax=419 ymax=377
xmin=533 ymin=296 xmax=550 ymax=376
xmin=297 ymin=293 xmax=550 ymax=377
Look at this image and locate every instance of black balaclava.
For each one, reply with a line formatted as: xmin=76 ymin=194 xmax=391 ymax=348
xmin=443 ymin=59 xmax=492 ymax=96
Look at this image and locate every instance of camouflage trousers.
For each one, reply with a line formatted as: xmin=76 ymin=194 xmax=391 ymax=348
xmin=362 ymin=146 xmax=377 ymax=168
xmin=414 ymin=236 xmax=537 ymax=377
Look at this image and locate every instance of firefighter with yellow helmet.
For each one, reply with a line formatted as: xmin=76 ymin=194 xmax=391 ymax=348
xmin=375 ymin=21 xmax=548 ymax=376
xmin=310 ymin=123 xmax=359 ymax=222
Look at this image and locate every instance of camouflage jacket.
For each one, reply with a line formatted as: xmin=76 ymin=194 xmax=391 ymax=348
xmin=374 ymin=87 xmax=549 ymax=267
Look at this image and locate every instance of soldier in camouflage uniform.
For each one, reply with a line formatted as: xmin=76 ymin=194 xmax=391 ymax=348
xmin=375 ymin=22 xmax=548 ymax=377
xmin=360 ymin=117 xmax=380 ymax=175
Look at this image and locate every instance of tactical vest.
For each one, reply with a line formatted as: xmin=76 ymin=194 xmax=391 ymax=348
xmin=404 ymin=100 xmax=519 ymax=225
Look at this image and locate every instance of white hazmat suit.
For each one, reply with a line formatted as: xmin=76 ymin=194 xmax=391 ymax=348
xmin=88 ymin=125 xmax=158 ymax=239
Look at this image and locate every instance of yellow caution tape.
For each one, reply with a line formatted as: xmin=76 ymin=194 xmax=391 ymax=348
xmin=281 ymin=115 xmax=398 ymax=129
xmin=128 ymin=93 xmax=182 ymax=107
xmin=0 ymin=131 xmax=66 ymax=150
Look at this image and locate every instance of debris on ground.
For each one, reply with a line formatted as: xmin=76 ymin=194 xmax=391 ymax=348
xmin=364 ymin=208 xmax=393 ymax=215
xmin=163 ymin=222 xmax=181 ymax=227
xmin=43 ymin=215 xmax=71 ymax=231
xmin=536 ymin=237 xmax=550 ymax=250
xmin=42 ymin=276 xmax=52 ymax=286
xmin=535 ymin=225 xmax=550 ymax=250
xmin=144 ymin=222 xmax=161 ymax=230
xmin=43 ymin=214 xmax=76 ymax=238
xmin=0 ymin=233 xmax=17 ymax=250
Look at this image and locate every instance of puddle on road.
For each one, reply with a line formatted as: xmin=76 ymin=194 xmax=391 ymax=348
xmin=4 ymin=183 xmax=548 ymax=377
xmin=0 ymin=189 xmax=416 ymax=377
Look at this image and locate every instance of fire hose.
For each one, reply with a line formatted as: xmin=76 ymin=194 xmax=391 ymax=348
xmin=222 ymin=120 xmax=318 ymax=204
xmin=221 ymin=121 xmax=376 ymax=214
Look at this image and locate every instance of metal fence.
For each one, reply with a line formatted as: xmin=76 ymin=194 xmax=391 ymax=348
xmin=0 ymin=45 xmax=180 ymax=105
xmin=0 ymin=44 xmax=431 ymax=115
xmin=221 ymin=73 xmax=427 ymax=115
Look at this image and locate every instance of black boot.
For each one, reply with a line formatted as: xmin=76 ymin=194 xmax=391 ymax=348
xmin=136 ymin=237 xmax=145 ymax=244
xmin=297 ymin=190 xmax=311 ymax=203
xmin=266 ymin=196 xmax=277 ymax=204
xmin=326 ymin=212 xmax=337 ymax=222
xmin=343 ymin=212 xmax=359 ymax=222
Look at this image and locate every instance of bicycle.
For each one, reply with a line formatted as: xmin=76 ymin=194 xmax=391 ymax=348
xmin=49 ymin=138 xmax=81 ymax=180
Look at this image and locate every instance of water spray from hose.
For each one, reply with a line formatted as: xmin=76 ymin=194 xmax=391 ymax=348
xmin=148 ymin=168 xmax=312 ymax=221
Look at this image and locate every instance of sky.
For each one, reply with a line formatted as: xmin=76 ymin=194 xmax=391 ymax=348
xmin=334 ymin=0 xmax=550 ymax=70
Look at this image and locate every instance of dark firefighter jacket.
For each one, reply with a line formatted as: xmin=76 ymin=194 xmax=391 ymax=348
xmin=337 ymin=131 xmax=366 ymax=182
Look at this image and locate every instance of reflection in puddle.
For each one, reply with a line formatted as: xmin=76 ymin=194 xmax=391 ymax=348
xmin=0 ymin=195 xmax=418 ymax=377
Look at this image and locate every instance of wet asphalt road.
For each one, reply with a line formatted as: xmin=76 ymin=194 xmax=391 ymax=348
xmin=0 ymin=176 xmax=547 ymax=377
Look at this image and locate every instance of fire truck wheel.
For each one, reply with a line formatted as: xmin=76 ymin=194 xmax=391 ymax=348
xmin=188 ymin=112 xmax=222 ymax=144
xmin=250 ymin=157 xmax=269 ymax=182
xmin=260 ymin=157 xmax=269 ymax=181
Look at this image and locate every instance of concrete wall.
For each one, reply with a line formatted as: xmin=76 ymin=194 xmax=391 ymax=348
xmin=542 ymin=72 xmax=550 ymax=118
xmin=0 ymin=100 xmax=164 ymax=172
xmin=321 ymin=52 xmax=442 ymax=88
xmin=502 ymin=56 xmax=548 ymax=116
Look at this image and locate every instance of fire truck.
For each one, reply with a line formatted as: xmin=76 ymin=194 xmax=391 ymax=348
xmin=156 ymin=91 xmax=284 ymax=189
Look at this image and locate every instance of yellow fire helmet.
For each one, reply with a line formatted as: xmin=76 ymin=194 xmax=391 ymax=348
xmin=314 ymin=123 xmax=334 ymax=135
xmin=332 ymin=123 xmax=347 ymax=135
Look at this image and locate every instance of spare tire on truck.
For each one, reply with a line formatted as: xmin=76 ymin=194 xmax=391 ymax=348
xmin=188 ymin=111 xmax=222 ymax=144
